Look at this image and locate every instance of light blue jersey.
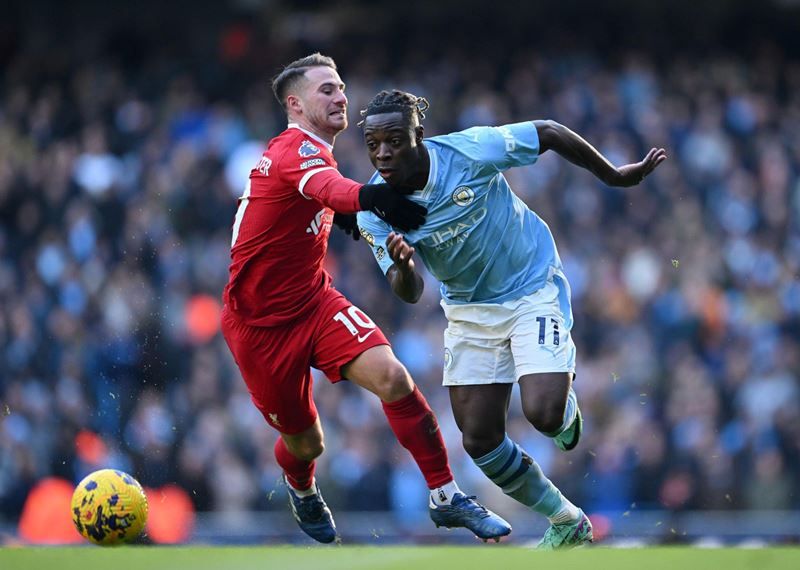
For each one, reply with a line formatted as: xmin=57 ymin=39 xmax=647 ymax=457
xmin=357 ymin=121 xmax=571 ymax=325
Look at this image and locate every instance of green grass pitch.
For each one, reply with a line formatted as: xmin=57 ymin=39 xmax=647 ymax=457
xmin=1 ymin=546 xmax=799 ymax=570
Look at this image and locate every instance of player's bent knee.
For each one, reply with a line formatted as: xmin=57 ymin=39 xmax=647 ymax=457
xmin=376 ymin=361 xmax=414 ymax=402
xmin=286 ymin=439 xmax=325 ymax=462
xmin=524 ymin=403 xmax=564 ymax=434
xmin=297 ymin=441 xmax=324 ymax=462
xmin=462 ymin=431 xmax=504 ymax=459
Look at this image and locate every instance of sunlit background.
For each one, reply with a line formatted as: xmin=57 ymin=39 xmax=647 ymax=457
xmin=1 ymin=0 xmax=799 ymax=545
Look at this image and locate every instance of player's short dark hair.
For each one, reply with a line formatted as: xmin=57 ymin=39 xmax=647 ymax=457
xmin=272 ymin=53 xmax=337 ymax=110
xmin=358 ymin=89 xmax=429 ymax=128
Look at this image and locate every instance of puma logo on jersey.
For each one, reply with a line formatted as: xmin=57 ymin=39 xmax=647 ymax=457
xmin=306 ymin=208 xmax=332 ymax=235
xmin=298 ymin=140 xmax=321 ymax=157
xmin=255 ymin=156 xmax=272 ymax=175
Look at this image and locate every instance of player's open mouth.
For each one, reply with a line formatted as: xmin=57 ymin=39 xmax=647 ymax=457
xmin=329 ymin=111 xmax=345 ymax=118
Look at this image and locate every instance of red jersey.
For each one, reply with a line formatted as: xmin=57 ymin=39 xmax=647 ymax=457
xmin=223 ymin=124 xmax=362 ymax=326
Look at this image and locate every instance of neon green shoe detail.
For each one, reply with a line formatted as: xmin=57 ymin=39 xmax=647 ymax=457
xmin=554 ymin=395 xmax=582 ymax=452
xmin=537 ymin=510 xmax=593 ymax=550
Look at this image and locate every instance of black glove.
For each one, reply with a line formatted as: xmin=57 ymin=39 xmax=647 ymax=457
xmin=333 ymin=213 xmax=360 ymax=240
xmin=358 ymin=184 xmax=427 ymax=232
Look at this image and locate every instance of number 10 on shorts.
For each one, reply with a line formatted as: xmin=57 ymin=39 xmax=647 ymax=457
xmin=333 ymin=306 xmax=377 ymax=343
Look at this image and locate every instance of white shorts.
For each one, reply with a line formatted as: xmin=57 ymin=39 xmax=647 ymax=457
xmin=441 ymin=277 xmax=576 ymax=386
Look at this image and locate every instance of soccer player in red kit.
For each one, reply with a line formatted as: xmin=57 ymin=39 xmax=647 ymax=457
xmin=221 ymin=53 xmax=511 ymax=544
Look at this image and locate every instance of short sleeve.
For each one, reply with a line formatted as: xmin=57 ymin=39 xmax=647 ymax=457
xmin=449 ymin=122 xmax=540 ymax=172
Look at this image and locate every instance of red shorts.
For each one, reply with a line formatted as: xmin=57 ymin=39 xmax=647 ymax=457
xmin=221 ymin=287 xmax=389 ymax=434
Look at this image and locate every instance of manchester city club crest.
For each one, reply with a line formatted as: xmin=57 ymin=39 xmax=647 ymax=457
xmin=452 ymin=186 xmax=475 ymax=206
xmin=444 ymin=348 xmax=453 ymax=370
xmin=298 ymin=140 xmax=321 ymax=157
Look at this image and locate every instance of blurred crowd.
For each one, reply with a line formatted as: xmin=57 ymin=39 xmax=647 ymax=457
xmin=1 ymin=4 xmax=799 ymax=533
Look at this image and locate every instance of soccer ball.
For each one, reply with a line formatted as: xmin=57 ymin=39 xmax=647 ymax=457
xmin=71 ymin=469 xmax=149 ymax=545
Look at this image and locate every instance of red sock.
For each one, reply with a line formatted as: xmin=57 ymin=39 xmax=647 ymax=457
xmin=274 ymin=438 xmax=315 ymax=491
xmin=382 ymin=386 xmax=453 ymax=489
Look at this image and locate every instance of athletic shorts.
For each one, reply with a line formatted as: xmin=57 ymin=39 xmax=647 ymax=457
xmin=441 ymin=277 xmax=576 ymax=386
xmin=221 ymin=287 xmax=389 ymax=434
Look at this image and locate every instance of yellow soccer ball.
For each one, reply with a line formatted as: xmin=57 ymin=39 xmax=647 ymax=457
xmin=71 ymin=469 xmax=149 ymax=545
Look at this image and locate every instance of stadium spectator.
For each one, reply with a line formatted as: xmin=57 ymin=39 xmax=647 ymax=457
xmin=0 ymin=4 xmax=798 ymax=544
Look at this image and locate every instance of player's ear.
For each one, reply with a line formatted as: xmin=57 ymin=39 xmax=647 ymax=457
xmin=286 ymin=93 xmax=302 ymax=115
xmin=415 ymin=125 xmax=424 ymax=144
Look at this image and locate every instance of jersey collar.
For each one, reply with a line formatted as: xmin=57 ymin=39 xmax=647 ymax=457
xmin=287 ymin=123 xmax=334 ymax=152
xmin=420 ymin=144 xmax=438 ymax=200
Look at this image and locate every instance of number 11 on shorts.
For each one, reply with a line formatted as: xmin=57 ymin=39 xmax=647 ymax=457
xmin=333 ymin=306 xmax=377 ymax=343
xmin=536 ymin=316 xmax=560 ymax=346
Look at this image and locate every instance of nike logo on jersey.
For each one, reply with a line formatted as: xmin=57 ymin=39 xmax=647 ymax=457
xmin=357 ymin=330 xmax=376 ymax=343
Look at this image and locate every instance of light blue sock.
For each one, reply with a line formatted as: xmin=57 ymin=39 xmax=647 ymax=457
xmin=473 ymin=435 xmax=567 ymax=519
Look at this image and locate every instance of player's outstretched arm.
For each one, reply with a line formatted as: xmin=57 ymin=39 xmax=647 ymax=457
xmin=534 ymin=119 xmax=667 ymax=187
xmin=385 ymin=232 xmax=424 ymax=303
xmin=359 ymin=184 xmax=427 ymax=232
xmin=300 ymin=170 xmax=427 ymax=231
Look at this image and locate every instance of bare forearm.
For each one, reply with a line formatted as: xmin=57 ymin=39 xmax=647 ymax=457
xmin=387 ymin=265 xmax=424 ymax=303
xmin=534 ymin=120 xmax=621 ymax=185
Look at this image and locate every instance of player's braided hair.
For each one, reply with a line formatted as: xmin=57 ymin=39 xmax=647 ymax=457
xmin=358 ymin=89 xmax=429 ymax=127
xmin=272 ymin=53 xmax=337 ymax=110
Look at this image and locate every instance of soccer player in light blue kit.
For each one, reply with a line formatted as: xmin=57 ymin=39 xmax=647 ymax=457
xmin=352 ymin=90 xmax=666 ymax=548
